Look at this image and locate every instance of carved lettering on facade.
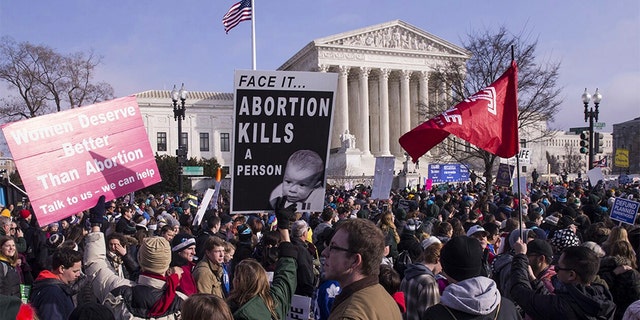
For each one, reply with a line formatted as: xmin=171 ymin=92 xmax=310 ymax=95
xmin=327 ymin=26 xmax=451 ymax=54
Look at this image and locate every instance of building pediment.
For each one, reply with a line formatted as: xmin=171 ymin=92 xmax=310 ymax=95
xmin=279 ymin=20 xmax=470 ymax=71
xmin=316 ymin=20 xmax=469 ymax=57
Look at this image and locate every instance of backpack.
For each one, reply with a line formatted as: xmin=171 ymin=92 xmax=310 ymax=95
xmin=393 ymin=250 xmax=412 ymax=278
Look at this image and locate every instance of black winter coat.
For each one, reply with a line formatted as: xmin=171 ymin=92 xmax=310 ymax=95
xmin=598 ymin=256 xmax=640 ymax=320
xmin=511 ymin=253 xmax=616 ymax=320
xmin=397 ymin=231 xmax=422 ymax=262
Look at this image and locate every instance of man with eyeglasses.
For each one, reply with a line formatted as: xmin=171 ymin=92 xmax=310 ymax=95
xmin=510 ymin=239 xmax=616 ymax=319
xmin=322 ymin=218 xmax=401 ymax=320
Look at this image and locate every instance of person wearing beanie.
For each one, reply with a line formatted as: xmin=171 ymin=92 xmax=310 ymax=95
xmin=227 ymin=196 xmax=299 ymax=320
xmin=397 ymin=218 xmax=423 ymax=264
xmin=83 ymin=196 xmax=185 ymax=319
xmin=170 ymin=233 xmax=197 ymax=296
xmin=510 ymin=239 xmax=615 ymax=320
xmin=424 ymin=236 xmax=520 ymax=319
xmin=68 ymin=302 xmax=115 ymax=320
xmin=229 ymin=223 xmax=254 ymax=279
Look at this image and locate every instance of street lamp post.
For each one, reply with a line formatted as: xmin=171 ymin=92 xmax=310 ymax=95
xmin=581 ymin=88 xmax=602 ymax=170
xmin=171 ymin=83 xmax=188 ymax=193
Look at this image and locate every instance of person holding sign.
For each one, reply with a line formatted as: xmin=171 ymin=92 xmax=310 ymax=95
xmin=227 ymin=197 xmax=299 ymax=320
xmin=269 ymin=150 xmax=325 ymax=212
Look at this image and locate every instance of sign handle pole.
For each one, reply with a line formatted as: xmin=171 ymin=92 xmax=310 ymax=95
xmin=516 ymin=155 xmax=524 ymax=241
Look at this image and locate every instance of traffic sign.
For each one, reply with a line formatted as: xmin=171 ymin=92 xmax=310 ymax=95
xmin=182 ymin=166 xmax=204 ymax=176
xmin=569 ymin=126 xmax=589 ymax=133
xmin=615 ymin=149 xmax=629 ymax=168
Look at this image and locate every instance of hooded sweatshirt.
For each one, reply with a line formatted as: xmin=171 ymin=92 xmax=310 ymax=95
xmin=441 ymin=276 xmax=501 ymax=316
xmin=424 ymin=276 xmax=521 ymax=319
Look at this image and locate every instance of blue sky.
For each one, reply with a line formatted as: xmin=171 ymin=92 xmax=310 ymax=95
xmin=1 ymin=0 xmax=638 ymax=131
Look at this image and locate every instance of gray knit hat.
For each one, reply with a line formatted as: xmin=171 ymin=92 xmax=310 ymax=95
xmin=138 ymin=236 xmax=171 ymax=275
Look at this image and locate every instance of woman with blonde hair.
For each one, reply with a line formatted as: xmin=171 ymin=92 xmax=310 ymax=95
xmin=181 ymin=293 xmax=233 ymax=320
xmin=601 ymin=226 xmax=632 ymax=255
xmin=227 ymin=199 xmax=298 ymax=320
xmin=0 ymin=236 xmax=22 ymax=297
xmin=378 ymin=211 xmax=400 ymax=261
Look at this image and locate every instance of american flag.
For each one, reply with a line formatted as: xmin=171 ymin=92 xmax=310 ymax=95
xmin=593 ymin=157 xmax=608 ymax=168
xmin=222 ymin=0 xmax=252 ymax=33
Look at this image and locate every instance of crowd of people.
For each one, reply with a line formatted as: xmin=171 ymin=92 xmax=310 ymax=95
xmin=0 ymin=176 xmax=639 ymax=319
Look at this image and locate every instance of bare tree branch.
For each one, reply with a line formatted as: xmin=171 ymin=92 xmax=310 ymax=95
xmin=0 ymin=36 xmax=115 ymax=121
xmin=419 ymin=26 xmax=563 ymax=192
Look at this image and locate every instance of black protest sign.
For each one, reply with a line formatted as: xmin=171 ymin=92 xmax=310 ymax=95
xmin=231 ymin=70 xmax=337 ymax=213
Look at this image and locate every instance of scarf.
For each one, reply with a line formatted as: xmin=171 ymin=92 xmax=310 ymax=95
xmin=0 ymin=253 xmax=17 ymax=267
xmin=141 ymin=271 xmax=180 ymax=317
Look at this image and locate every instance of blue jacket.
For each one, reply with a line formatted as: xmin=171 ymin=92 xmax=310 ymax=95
xmin=30 ymin=270 xmax=75 ymax=320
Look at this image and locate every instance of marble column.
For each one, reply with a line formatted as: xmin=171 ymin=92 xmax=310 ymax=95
xmin=418 ymin=71 xmax=429 ymax=115
xmin=334 ymin=65 xmax=350 ymax=149
xmin=368 ymin=74 xmax=380 ymax=154
xmin=418 ymin=71 xmax=431 ymax=157
xmin=400 ymin=70 xmax=412 ymax=137
xmin=389 ymin=75 xmax=401 ymax=156
xmin=358 ymin=67 xmax=371 ymax=155
xmin=410 ymin=78 xmax=419 ymax=129
xmin=348 ymin=77 xmax=360 ymax=146
xmin=378 ymin=68 xmax=391 ymax=156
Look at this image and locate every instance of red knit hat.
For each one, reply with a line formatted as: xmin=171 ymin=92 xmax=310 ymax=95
xmin=19 ymin=209 xmax=31 ymax=219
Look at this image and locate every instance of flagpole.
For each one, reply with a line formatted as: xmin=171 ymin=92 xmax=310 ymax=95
xmin=509 ymin=46 xmax=524 ymax=240
xmin=250 ymin=0 xmax=256 ymax=70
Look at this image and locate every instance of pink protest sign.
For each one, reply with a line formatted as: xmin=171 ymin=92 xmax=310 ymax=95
xmin=2 ymin=96 xmax=161 ymax=226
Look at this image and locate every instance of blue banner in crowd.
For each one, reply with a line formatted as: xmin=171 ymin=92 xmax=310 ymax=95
xmin=610 ymin=197 xmax=640 ymax=225
xmin=428 ymin=164 xmax=469 ymax=183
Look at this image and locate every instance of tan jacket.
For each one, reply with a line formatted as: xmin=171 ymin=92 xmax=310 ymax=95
xmin=329 ymin=276 xmax=402 ymax=320
xmin=192 ymin=257 xmax=224 ymax=298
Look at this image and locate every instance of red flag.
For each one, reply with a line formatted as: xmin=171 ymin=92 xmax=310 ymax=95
xmin=400 ymin=61 xmax=519 ymax=160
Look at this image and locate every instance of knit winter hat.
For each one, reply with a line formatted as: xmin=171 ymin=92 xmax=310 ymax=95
xmin=404 ymin=219 xmax=420 ymax=232
xmin=440 ymin=236 xmax=483 ymax=281
xmin=171 ymin=233 xmax=196 ymax=252
xmin=550 ymin=228 xmax=580 ymax=253
xmin=19 ymin=209 xmax=31 ymax=219
xmin=138 ymin=236 xmax=171 ymax=275
xmin=47 ymin=233 xmax=65 ymax=249
xmin=68 ymin=302 xmax=115 ymax=320
xmin=421 ymin=236 xmax=442 ymax=250
xmin=0 ymin=295 xmax=35 ymax=320
xmin=237 ymin=224 xmax=253 ymax=241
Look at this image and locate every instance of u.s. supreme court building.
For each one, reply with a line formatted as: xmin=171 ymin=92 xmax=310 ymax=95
xmin=136 ymin=20 xmax=608 ymax=184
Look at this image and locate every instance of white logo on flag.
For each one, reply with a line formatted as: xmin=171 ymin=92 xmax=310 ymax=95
xmin=464 ymin=87 xmax=497 ymax=115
